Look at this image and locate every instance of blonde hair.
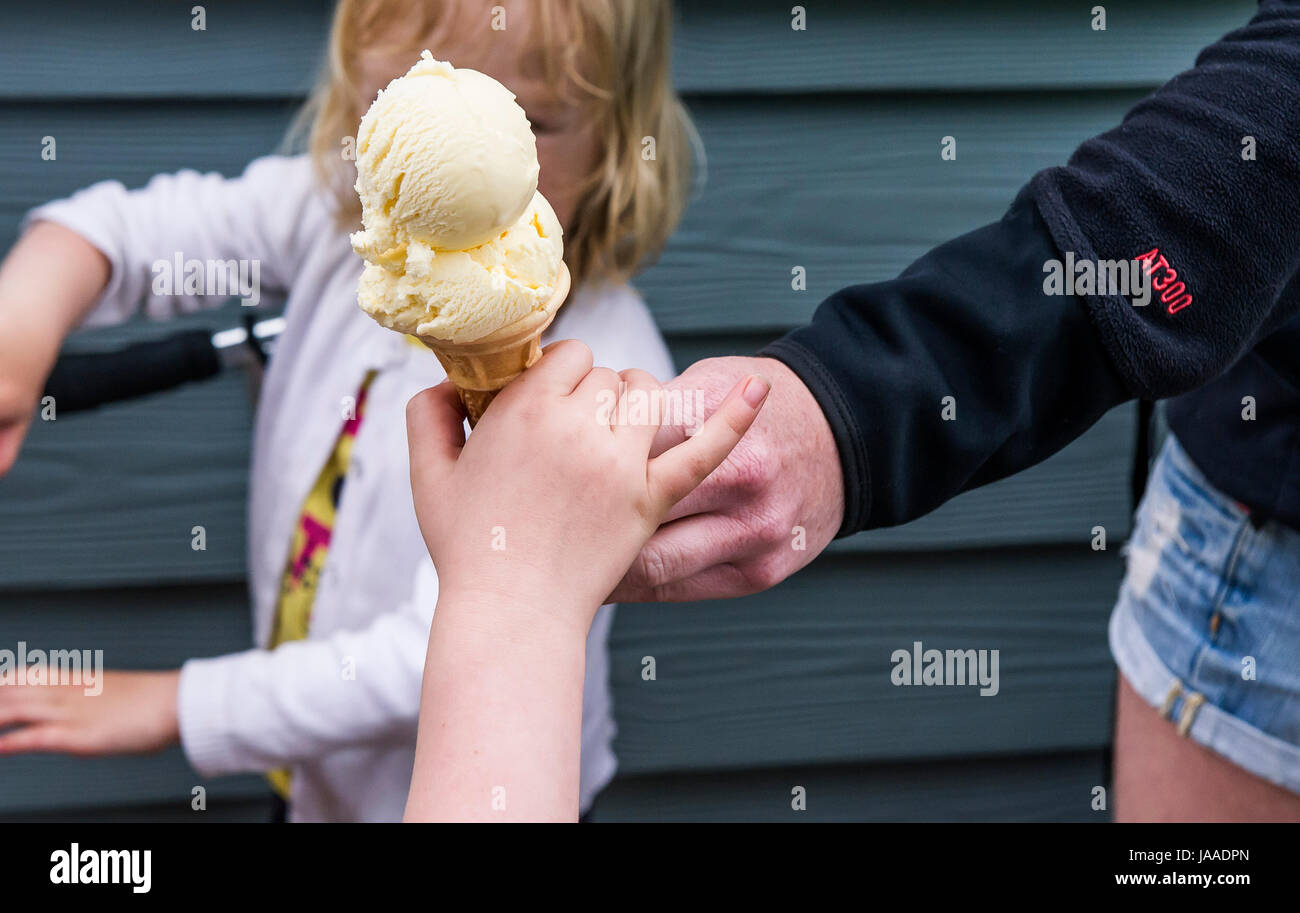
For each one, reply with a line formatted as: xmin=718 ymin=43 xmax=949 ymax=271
xmin=289 ymin=0 xmax=696 ymax=288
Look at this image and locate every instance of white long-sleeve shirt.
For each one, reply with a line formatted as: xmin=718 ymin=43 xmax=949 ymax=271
xmin=28 ymin=155 xmax=674 ymax=821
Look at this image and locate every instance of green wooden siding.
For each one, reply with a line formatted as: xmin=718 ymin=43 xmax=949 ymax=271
xmin=0 ymin=0 xmax=1256 ymax=821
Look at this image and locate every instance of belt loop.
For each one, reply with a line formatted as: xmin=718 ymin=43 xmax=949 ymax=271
xmin=1177 ymin=692 xmax=1206 ymax=736
xmin=1159 ymin=680 xmax=1182 ymax=720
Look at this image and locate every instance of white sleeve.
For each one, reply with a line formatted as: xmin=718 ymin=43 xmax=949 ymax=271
xmin=175 ymin=559 xmax=439 ymax=775
xmin=24 ymin=155 xmax=323 ymax=327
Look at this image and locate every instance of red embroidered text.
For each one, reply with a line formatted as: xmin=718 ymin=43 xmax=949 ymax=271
xmin=1135 ymin=248 xmax=1193 ymax=314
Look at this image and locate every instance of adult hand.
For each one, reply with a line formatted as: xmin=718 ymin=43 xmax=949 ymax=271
xmin=0 ymin=669 xmax=181 ymax=756
xmin=611 ymin=356 xmax=844 ymax=603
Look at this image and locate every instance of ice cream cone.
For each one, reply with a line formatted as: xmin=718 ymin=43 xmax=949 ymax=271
xmin=419 ymin=263 xmax=571 ymax=426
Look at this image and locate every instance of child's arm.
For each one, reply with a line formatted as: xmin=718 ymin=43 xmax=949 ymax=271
xmin=22 ymin=156 xmax=319 ymax=325
xmin=0 ymin=227 xmax=186 ymax=753
xmin=0 ymin=221 xmax=110 ymax=472
xmin=0 ymin=155 xmax=323 ymax=476
xmin=408 ymin=588 xmax=590 ymax=822
xmin=402 ymin=340 xmax=768 ymax=821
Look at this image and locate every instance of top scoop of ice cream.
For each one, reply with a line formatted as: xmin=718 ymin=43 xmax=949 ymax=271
xmin=352 ymin=51 xmax=539 ymax=253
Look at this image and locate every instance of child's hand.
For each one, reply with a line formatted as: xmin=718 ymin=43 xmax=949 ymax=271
xmin=0 ymin=669 xmax=180 ymax=756
xmin=406 ymin=339 xmax=769 ymax=631
xmin=0 ymin=221 xmax=112 ymax=476
xmin=0 ymin=359 xmax=42 ymax=476
xmin=0 ymin=312 xmax=60 ymax=476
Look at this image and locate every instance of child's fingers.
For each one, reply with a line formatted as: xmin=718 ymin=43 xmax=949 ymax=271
xmin=0 ymin=724 xmax=55 ymax=756
xmin=406 ymin=381 xmax=467 ymax=492
xmin=573 ymin=366 xmax=622 ymax=427
xmin=0 ymin=691 xmax=58 ymax=755
xmin=0 ymin=424 xmax=25 ymax=477
xmin=577 ymin=366 xmax=621 ymax=434
xmin=573 ymin=365 xmax=621 ymax=401
xmin=0 ymin=698 xmax=45 ymax=730
xmin=614 ymin=368 xmax=664 ymax=448
xmin=647 ymin=374 xmax=769 ymax=509
xmin=527 ymin=339 xmax=595 ymax=395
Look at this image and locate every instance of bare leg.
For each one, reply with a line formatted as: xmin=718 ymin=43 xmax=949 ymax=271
xmin=1113 ymin=673 xmax=1300 ymax=822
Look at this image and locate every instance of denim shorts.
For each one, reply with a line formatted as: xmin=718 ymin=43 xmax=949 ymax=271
xmin=1110 ymin=434 xmax=1300 ymax=793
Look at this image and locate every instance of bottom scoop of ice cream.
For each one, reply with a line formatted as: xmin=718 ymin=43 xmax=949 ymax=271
xmin=355 ymin=190 xmax=564 ymax=343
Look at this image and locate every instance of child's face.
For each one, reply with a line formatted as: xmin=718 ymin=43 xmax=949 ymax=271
xmin=357 ymin=2 xmax=602 ymax=239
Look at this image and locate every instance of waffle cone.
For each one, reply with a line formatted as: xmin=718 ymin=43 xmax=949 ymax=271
xmin=418 ymin=264 xmax=571 ymax=426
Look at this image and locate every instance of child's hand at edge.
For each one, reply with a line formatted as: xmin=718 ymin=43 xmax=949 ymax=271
xmin=0 ymin=670 xmax=180 ymax=757
xmin=406 ymin=338 xmax=769 ymax=634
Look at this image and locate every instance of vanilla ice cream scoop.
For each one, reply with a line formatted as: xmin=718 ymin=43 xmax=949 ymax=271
xmin=357 ymin=189 xmax=563 ymax=342
xmin=352 ymin=50 xmax=540 ymax=254
xmin=351 ymin=52 xmax=565 ymax=347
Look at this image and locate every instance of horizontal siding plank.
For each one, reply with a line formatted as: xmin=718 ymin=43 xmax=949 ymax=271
xmin=611 ymin=549 xmax=1121 ymax=775
xmin=0 ymin=0 xmax=331 ymax=100
xmin=0 ymin=750 xmax=271 ymax=817
xmin=3 ymin=92 xmax=1147 ymax=336
xmin=0 ymin=582 xmax=253 ymax=667
xmin=0 ymin=797 xmax=275 ymax=823
xmin=589 ymin=751 xmax=1106 ymax=822
xmin=0 ymin=102 xmax=293 ymax=228
xmin=0 ymin=322 xmax=1131 ymax=589
xmin=674 ymin=0 xmax=1253 ymax=93
xmin=0 ymin=1 xmax=1255 ymax=99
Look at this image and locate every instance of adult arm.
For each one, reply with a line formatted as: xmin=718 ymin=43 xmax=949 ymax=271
xmin=615 ymin=0 xmax=1300 ymax=601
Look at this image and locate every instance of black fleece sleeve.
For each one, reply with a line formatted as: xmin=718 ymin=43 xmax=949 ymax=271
xmin=762 ymin=0 xmax=1300 ymax=536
